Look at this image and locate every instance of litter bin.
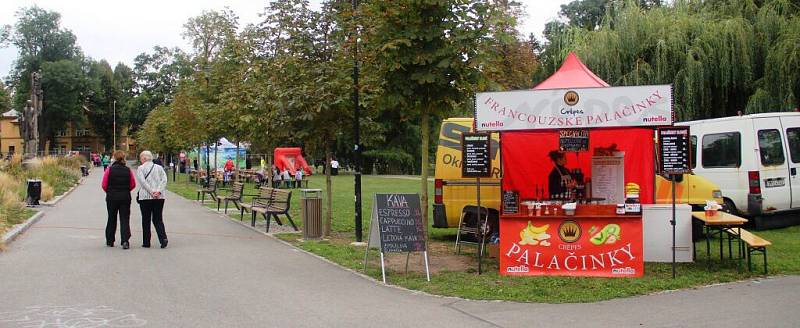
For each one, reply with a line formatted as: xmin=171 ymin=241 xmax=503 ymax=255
xmin=26 ymin=179 xmax=42 ymax=206
xmin=80 ymin=165 xmax=89 ymax=177
xmin=301 ymin=189 xmax=323 ymax=240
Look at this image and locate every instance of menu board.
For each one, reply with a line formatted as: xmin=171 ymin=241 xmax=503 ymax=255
xmin=559 ymin=129 xmax=590 ymax=152
xmin=462 ymin=133 xmax=492 ymax=178
xmin=659 ymin=127 xmax=691 ymax=174
xmin=502 ymin=190 xmax=519 ymax=214
xmin=368 ymin=194 xmax=426 ymax=253
xmin=591 ymin=155 xmax=625 ymax=204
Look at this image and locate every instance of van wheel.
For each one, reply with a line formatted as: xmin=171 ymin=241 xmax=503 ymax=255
xmin=723 ymin=198 xmax=739 ymax=215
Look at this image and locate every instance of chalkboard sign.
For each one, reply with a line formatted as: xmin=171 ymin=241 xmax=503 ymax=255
xmin=462 ymin=133 xmax=492 ymax=178
xmin=559 ymin=129 xmax=589 ymax=152
xmin=369 ymin=194 xmax=426 ymax=253
xmin=659 ymin=127 xmax=691 ymax=174
xmin=502 ymin=190 xmax=519 ymax=214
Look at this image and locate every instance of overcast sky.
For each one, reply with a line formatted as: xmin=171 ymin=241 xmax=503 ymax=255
xmin=0 ymin=0 xmax=570 ymax=80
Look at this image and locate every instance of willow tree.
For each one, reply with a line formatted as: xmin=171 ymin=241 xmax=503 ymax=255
xmin=539 ymin=0 xmax=800 ymax=120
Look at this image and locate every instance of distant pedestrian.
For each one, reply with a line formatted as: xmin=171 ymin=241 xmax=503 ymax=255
xmin=273 ymin=166 xmax=282 ymax=188
xmin=137 ymin=150 xmax=169 ymax=249
xmin=294 ymin=168 xmax=303 ymax=188
xmin=153 ymin=153 xmax=164 ymax=167
xmin=101 ymin=154 xmax=110 ymax=170
xmin=101 ymin=150 xmax=136 ymax=249
xmin=331 ymin=158 xmax=339 ymax=176
xmin=282 ymin=168 xmax=291 ymax=188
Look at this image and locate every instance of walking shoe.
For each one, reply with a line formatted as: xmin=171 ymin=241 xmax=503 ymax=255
xmin=122 ymin=241 xmax=130 ymax=249
xmin=142 ymin=244 xmax=150 ymax=248
xmin=160 ymin=239 xmax=168 ymax=248
xmin=106 ymin=242 xmax=114 ymax=247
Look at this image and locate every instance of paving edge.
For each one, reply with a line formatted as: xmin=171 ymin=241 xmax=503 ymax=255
xmin=1 ymin=211 xmax=45 ymax=246
xmin=180 ymin=193 xmax=780 ymax=305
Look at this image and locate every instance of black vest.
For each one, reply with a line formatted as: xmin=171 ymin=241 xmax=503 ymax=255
xmin=106 ymin=162 xmax=132 ymax=201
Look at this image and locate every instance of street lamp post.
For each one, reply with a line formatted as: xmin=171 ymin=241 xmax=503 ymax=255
xmin=352 ymin=0 xmax=363 ymax=242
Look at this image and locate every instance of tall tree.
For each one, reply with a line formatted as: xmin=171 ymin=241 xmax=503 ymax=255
xmin=130 ymin=46 xmax=192 ymax=131
xmin=362 ymin=0 xmax=503 ymax=229
xmin=8 ymin=6 xmax=83 ymax=151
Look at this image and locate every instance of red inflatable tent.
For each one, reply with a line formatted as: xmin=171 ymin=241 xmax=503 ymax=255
xmin=274 ymin=148 xmax=312 ymax=175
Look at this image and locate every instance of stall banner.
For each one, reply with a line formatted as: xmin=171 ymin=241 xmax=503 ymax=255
xmin=475 ymin=85 xmax=672 ymax=131
xmin=500 ymin=217 xmax=643 ymax=277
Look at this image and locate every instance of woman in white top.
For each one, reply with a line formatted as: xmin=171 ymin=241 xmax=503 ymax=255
xmin=137 ymin=150 xmax=169 ymax=248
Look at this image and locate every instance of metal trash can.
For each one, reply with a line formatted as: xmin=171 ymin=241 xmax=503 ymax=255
xmin=80 ymin=165 xmax=89 ymax=176
xmin=26 ymin=179 xmax=42 ymax=206
xmin=301 ymin=189 xmax=323 ymax=240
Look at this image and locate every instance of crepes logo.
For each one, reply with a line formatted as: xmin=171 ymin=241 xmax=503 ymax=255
xmin=564 ymin=90 xmax=580 ymax=106
xmin=558 ymin=220 xmax=581 ymax=243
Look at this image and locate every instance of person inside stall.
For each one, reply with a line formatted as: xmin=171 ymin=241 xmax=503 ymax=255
xmin=548 ymin=150 xmax=575 ymax=199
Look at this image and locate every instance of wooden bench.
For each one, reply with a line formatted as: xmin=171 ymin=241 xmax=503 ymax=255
xmin=241 ymin=187 xmax=273 ymax=226
xmin=217 ymin=182 xmax=244 ymax=214
xmin=196 ymin=178 xmax=218 ymax=203
xmin=253 ymin=189 xmax=297 ymax=233
xmin=724 ymin=228 xmax=772 ymax=274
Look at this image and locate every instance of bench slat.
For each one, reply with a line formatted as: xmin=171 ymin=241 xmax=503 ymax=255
xmin=725 ymin=228 xmax=772 ymax=247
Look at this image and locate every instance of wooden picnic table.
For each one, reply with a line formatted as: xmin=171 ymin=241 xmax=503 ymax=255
xmin=691 ymin=211 xmax=748 ymax=270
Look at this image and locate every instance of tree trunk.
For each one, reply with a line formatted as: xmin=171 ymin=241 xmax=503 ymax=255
xmin=235 ymin=141 xmax=240 ymax=182
xmin=420 ymin=105 xmax=430 ymax=231
xmin=325 ymin=149 xmax=333 ymax=237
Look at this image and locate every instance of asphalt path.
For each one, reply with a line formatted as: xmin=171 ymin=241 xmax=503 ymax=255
xmin=1 ymin=169 xmax=799 ymax=327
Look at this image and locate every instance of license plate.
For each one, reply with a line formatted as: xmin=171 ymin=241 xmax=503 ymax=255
xmin=765 ymin=178 xmax=786 ymax=188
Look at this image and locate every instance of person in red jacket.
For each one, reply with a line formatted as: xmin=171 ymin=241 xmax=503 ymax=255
xmin=101 ymin=150 xmax=136 ymax=249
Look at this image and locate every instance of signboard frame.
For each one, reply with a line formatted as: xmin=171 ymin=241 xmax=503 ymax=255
xmin=461 ymin=132 xmax=492 ymax=178
xmin=363 ymin=193 xmax=430 ymax=283
xmin=559 ymin=129 xmax=590 ymax=152
xmin=658 ymin=126 xmax=692 ymax=175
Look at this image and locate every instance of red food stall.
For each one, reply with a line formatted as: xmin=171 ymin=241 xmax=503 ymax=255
xmin=475 ymin=53 xmax=673 ymax=277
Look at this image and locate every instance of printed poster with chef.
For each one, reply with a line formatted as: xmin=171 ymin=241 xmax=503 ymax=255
xmin=500 ymin=218 xmax=643 ymax=277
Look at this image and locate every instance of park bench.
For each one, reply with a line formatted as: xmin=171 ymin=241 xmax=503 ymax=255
xmin=253 ymin=189 xmax=297 ymax=233
xmin=724 ymin=228 xmax=772 ymax=274
xmin=217 ymin=182 xmax=244 ymax=214
xmin=241 ymin=187 xmax=274 ymax=226
xmin=196 ymin=178 xmax=218 ymax=203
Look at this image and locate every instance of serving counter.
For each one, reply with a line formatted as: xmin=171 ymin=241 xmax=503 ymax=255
xmin=499 ymin=205 xmax=643 ymax=277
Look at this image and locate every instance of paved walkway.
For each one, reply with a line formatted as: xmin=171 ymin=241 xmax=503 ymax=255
xmin=1 ymin=169 xmax=799 ymax=327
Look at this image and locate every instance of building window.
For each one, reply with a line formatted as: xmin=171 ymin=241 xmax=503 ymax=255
xmin=75 ymin=128 xmax=90 ymax=137
xmin=56 ymin=129 xmax=67 ymax=137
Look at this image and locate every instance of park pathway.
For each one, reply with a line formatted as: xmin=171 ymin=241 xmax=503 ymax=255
xmin=1 ymin=168 xmax=799 ymax=327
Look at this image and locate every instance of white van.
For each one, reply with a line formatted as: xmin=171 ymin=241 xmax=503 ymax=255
xmin=677 ymin=112 xmax=800 ymax=228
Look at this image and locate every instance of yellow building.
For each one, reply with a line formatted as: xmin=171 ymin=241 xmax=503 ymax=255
xmin=0 ymin=109 xmax=23 ymax=157
xmin=0 ymin=110 xmax=135 ymax=157
xmin=50 ymin=122 xmax=135 ymax=155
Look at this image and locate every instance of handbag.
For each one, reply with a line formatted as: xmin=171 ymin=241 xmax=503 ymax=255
xmin=136 ymin=164 xmax=156 ymax=204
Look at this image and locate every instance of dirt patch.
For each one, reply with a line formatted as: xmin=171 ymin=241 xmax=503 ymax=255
xmin=325 ymin=234 xmax=491 ymax=274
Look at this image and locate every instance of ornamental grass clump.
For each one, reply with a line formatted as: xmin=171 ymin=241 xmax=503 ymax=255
xmin=0 ymin=171 xmax=26 ymax=236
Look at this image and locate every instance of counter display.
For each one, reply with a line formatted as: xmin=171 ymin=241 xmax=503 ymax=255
xmin=500 ymin=205 xmax=643 ymax=277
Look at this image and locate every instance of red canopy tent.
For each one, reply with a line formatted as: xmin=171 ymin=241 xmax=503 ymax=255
xmin=500 ymin=53 xmax=655 ymax=204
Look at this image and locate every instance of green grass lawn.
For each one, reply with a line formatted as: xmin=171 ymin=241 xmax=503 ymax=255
xmin=167 ymin=172 xmax=800 ymax=303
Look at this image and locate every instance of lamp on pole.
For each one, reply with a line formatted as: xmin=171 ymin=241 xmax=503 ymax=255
xmin=113 ymin=100 xmax=117 ymax=152
xmin=352 ymin=0 xmax=363 ymax=242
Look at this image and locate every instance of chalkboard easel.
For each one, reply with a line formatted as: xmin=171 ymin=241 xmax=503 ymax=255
xmin=363 ymin=193 xmax=431 ymax=283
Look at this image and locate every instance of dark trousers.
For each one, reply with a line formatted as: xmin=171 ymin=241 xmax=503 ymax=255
xmin=106 ymin=199 xmax=131 ymax=244
xmin=139 ymin=199 xmax=167 ymax=246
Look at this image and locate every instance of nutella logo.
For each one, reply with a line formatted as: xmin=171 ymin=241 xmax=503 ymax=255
xmin=481 ymin=121 xmax=504 ymax=128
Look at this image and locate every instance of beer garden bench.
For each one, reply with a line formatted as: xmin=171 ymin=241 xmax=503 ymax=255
xmin=724 ymin=228 xmax=772 ymax=274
